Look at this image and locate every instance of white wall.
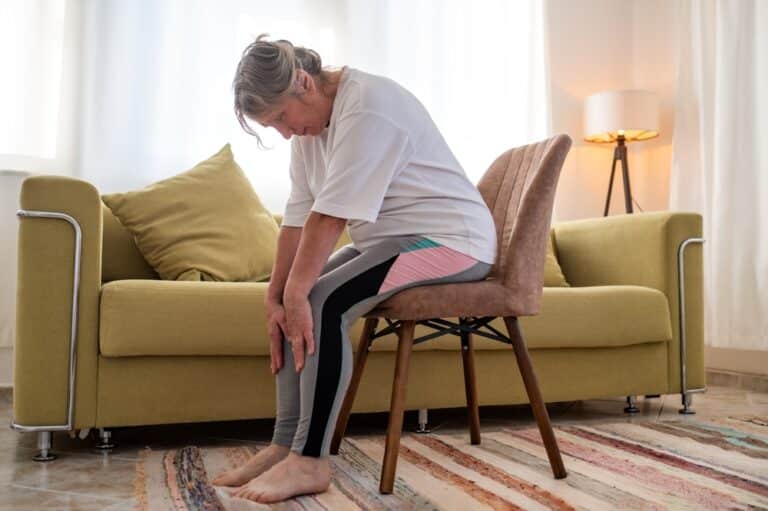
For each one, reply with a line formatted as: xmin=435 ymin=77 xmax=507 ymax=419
xmin=630 ymin=0 xmax=679 ymax=216
xmin=547 ymin=0 xmax=679 ymax=222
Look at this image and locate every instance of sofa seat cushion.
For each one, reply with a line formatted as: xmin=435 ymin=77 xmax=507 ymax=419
xmin=100 ymin=280 xmax=272 ymax=357
xmin=99 ymin=281 xmax=671 ymax=357
xmin=366 ymin=285 xmax=671 ymax=352
xmin=474 ymin=285 xmax=671 ymax=350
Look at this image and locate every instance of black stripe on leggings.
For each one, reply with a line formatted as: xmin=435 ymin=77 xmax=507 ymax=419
xmin=302 ymin=254 xmax=399 ymax=457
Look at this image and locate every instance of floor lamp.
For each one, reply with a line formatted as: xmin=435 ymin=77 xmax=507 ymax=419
xmin=583 ymin=90 xmax=660 ymax=216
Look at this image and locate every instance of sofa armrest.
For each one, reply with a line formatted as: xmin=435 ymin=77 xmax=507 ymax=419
xmin=13 ymin=176 xmax=102 ymax=429
xmin=552 ymin=211 xmax=705 ymax=395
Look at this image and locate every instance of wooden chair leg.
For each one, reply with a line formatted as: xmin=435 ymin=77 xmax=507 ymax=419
xmin=460 ymin=319 xmax=481 ymax=444
xmin=331 ymin=317 xmax=378 ymax=455
xmin=380 ymin=320 xmax=416 ymax=494
xmin=503 ymin=316 xmax=567 ymax=479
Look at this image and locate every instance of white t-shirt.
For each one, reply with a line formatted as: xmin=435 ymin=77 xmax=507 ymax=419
xmin=282 ymin=66 xmax=497 ymax=265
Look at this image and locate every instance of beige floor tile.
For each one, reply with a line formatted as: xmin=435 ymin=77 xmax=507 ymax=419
xmin=0 ymin=484 xmax=126 ymax=511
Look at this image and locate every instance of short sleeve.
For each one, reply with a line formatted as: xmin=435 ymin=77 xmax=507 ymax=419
xmin=311 ymin=112 xmax=413 ymax=223
xmin=282 ymin=138 xmax=315 ymax=227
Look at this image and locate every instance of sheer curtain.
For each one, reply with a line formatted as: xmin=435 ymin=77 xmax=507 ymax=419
xmin=670 ymin=0 xmax=768 ymax=350
xmin=76 ymin=0 xmax=341 ymax=213
xmin=0 ymin=0 xmax=82 ymax=175
xmin=0 ymin=0 xmax=549 ymax=351
xmin=76 ymin=0 xmax=550 ymax=210
xmin=337 ymin=0 xmax=551 ymax=184
xmin=1 ymin=0 xmax=549 ymax=209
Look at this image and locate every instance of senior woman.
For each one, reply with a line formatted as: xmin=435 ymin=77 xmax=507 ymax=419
xmin=213 ymin=34 xmax=497 ymax=503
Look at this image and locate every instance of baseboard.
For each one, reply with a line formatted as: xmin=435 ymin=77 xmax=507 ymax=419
xmin=706 ymin=346 xmax=768 ymax=376
xmin=705 ymin=369 xmax=768 ymax=393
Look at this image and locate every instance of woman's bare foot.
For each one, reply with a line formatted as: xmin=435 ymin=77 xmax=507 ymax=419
xmin=231 ymin=451 xmax=331 ymax=503
xmin=212 ymin=443 xmax=290 ymax=487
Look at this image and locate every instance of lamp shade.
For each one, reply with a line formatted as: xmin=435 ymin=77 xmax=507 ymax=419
xmin=584 ymin=89 xmax=660 ymax=143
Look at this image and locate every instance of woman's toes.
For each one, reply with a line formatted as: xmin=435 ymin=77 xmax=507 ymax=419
xmin=212 ymin=472 xmax=233 ymax=486
xmin=232 ymin=479 xmax=261 ymax=500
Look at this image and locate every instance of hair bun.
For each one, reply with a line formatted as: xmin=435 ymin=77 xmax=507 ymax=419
xmin=293 ymin=47 xmax=322 ymax=75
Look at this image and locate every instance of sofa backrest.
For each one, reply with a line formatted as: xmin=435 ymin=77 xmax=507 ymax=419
xmin=101 ymin=203 xmax=293 ymax=283
xmin=101 ymin=202 xmax=159 ymax=282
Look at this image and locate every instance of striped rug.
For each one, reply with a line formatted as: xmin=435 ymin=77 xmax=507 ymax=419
xmin=132 ymin=415 xmax=768 ymax=510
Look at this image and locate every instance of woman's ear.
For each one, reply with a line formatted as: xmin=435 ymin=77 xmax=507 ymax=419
xmin=295 ymin=69 xmax=308 ymax=92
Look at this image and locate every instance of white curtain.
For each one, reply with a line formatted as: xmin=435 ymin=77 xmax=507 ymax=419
xmin=0 ymin=0 xmax=81 ymax=175
xmin=337 ymin=0 xmax=551 ymax=184
xmin=0 ymin=0 xmax=549 ymax=351
xmin=76 ymin=0 xmax=342 ymax=212
xmin=670 ymin=0 xmax=768 ymax=350
xmin=0 ymin=1 xmax=65 ymax=159
xmin=69 ymin=0 xmax=548 ymax=212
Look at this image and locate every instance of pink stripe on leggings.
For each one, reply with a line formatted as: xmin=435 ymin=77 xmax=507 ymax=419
xmin=378 ymin=245 xmax=479 ymax=294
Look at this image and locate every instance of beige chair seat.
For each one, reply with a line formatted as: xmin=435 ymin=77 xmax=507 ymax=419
xmin=364 ymin=279 xmax=528 ymax=319
xmin=98 ymin=278 xmax=670 ymax=357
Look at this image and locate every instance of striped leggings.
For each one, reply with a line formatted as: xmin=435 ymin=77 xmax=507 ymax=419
xmin=272 ymin=235 xmax=492 ymax=457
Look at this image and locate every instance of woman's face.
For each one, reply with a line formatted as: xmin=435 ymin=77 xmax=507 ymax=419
xmin=254 ymin=70 xmax=330 ymax=139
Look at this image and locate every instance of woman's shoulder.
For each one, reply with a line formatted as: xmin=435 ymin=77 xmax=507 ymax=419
xmin=338 ymin=67 xmax=426 ymax=126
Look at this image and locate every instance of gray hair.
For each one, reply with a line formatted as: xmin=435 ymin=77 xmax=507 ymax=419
xmin=232 ymin=33 xmax=333 ymax=149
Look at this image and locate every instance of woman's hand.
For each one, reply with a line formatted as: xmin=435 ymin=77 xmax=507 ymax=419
xmin=282 ymin=294 xmax=315 ymax=373
xmin=265 ymin=298 xmax=288 ymax=375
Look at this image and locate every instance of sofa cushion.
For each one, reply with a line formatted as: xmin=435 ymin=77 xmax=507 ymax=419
xmin=99 ymin=281 xmax=671 ymax=357
xmin=101 ymin=202 xmax=159 ymax=282
xmin=101 ymin=143 xmax=279 ymax=282
xmin=544 ymin=230 xmax=569 ymax=286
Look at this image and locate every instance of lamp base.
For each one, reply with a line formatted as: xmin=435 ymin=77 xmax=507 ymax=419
xmin=603 ymin=135 xmax=634 ymax=216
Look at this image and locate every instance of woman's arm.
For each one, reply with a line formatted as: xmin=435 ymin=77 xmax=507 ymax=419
xmin=267 ymin=210 xmax=347 ymax=303
xmin=282 ymin=211 xmax=347 ymax=372
xmin=265 ymin=225 xmax=304 ymax=374
xmin=284 ymin=211 xmax=347 ymax=300
xmin=267 ymin=225 xmax=304 ymax=304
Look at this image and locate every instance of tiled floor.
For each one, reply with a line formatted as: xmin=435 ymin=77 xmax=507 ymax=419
xmin=1 ymin=386 xmax=766 ymax=510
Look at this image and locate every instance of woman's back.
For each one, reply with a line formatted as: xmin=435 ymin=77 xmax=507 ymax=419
xmin=284 ymin=66 xmax=497 ymax=265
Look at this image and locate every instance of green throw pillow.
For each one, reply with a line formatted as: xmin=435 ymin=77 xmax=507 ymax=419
xmin=102 ymin=143 xmax=278 ymax=282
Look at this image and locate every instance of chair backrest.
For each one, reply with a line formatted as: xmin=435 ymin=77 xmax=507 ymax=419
xmin=477 ymin=134 xmax=572 ymax=307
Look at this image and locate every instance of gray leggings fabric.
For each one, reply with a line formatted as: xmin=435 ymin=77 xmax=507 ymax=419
xmin=271 ymin=234 xmax=492 ymax=457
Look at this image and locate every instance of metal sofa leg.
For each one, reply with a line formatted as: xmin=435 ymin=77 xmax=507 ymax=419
xmin=93 ymin=428 xmax=115 ymax=452
xmin=414 ymin=408 xmax=431 ymax=433
xmin=33 ymin=431 xmax=57 ymax=462
xmin=679 ymin=392 xmax=696 ymax=415
xmin=624 ymin=395 xmax=639 ymax=413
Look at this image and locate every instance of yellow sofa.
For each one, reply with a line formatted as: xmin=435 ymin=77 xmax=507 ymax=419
xmin=10 ymin=175 xmax=705 ymax=460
